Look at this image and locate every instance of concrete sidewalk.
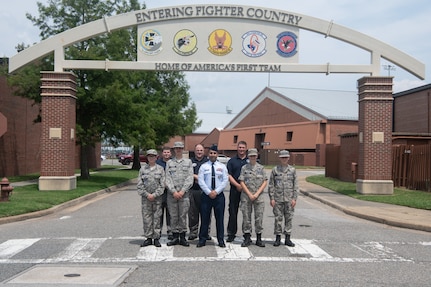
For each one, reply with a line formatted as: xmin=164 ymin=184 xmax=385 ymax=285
xmin=299 ymin=176 xmax=431 ymax=233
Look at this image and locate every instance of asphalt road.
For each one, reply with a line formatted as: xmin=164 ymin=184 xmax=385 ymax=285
xmin=0 ymin=169 xmax=430 ymax=286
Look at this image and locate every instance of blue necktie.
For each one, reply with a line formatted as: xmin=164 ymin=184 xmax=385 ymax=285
xmin=211 ymin=162 xmax=216 ymax=190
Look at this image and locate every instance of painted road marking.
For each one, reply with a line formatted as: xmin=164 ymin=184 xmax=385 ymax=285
xmin=0 ymin=237 xmax=416 ymax=264
xmin=45 ymin=238 xmax=107 ymax=263
xmin=0 ymin=239 xmax=41 ymax=259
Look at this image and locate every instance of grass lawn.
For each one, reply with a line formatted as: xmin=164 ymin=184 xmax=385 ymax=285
xmin=0 ymin=168 xmax=138 ymax=218
xmin=306 ymin=175 xmax=431 ymax=210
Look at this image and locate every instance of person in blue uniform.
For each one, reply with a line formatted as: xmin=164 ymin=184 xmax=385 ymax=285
xmin=197 ymin=145 xmax=229 ymax=248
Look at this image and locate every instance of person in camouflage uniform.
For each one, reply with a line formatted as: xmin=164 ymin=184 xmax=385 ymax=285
xmin=156 ymin=146 xmax=173 ymax=240
xmin=165 ymin=141 xmax=194 ymax=247
xmin=268 ymin=150 xmax=298 ymax=247
xmin=137 ymin=149 xmax=166 ymax=248
xmin=238 ymin=148 xmax=268 ymax=247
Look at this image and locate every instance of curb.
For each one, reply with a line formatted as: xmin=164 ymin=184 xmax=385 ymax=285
xmin=0 ymin=179 xmax=136 ymax=225
xmin=300 ymin=189 xmax=431 ymax=233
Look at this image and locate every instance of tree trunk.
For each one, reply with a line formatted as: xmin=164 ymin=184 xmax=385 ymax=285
xmin=132 ymin=145 xmax=141 ymax=170
xmin=80 ymin=145 xmax=91 ymax=179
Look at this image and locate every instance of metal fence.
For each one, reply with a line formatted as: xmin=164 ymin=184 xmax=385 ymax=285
xmin=392 ymin=144 xmax=431 ymax=191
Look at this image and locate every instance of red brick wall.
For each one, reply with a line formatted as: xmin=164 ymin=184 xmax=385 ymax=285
xmin=40 ymin=72 xmax=77 ymax=177
xmin=233 ymin=98 xmax=309 ymax=128
xmin=0 ymin=76 xmax=42 ymax=177
xmin=394 ymin=91 xmax=430 ymax=133
xmin=327 ymin=121 xmax=359 ymax=145
xmin=357 ymin=77 xmax=393 ymax=180
xmin=338 ymin=134 xmax=359 ymax=182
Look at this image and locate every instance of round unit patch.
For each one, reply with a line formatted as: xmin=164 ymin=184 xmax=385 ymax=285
xmin=173 ymin=29 xmax=198 ymax=56
xmin=139 ymin=29 xmax=163 ymax=55
xmin=276 ymin=31 xmax=298 ymax=57
xmin=208 ymin=29 xmax=233 ymax=56
xmin=241 ymin=31 xmax=267 ymax=58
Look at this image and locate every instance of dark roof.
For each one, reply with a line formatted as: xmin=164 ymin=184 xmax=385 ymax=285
xmin=393 ymin=83 xmax=431 ymax=98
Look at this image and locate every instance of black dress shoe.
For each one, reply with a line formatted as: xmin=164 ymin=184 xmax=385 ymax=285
xmin=226 ymin=235 xmax=235 ymax=242
xmin=218 ymin=242 xmax=226 ymax=248
xmin=206 ymin=235 xmax=212 ymax=240
xmin=196 ymin=242 xmax=206 ymax=248
xmin=188 ymin=235 xmax=197 ymax=240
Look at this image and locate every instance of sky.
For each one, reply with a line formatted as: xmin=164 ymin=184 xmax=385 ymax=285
xmin=1 ymin=0 xmax=430 ymax=119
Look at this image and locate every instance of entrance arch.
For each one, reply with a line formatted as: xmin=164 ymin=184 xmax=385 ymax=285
xmin=8 ymin=4 xmax=425 ymax=191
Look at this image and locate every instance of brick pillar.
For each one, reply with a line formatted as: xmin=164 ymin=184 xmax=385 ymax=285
xmin=39 ymin=72 xmax=77 ymax=190
xmin=356 ymin=76 xmax=393 ymax=194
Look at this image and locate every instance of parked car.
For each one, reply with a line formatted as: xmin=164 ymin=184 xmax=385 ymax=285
xmin=217 ymin=154 xmax=231 ymax=164
xmin=101 ymin=155 xmax=106 ymax=161
xmin=118 ymin=153 xmax=149 ymax=165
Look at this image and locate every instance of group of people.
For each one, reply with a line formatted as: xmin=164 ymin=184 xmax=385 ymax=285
xmin=137 ymin=140 xmax=298 ymax=249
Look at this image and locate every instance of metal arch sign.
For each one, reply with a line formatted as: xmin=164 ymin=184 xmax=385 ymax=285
xmin=8 ymin=4 xmax=425 ymax=80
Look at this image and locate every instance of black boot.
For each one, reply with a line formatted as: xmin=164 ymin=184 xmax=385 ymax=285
xmin=255 ymin=233 xmax=265 ymax=247
xmin=153 ymin=238 xmax=161 ymax=247
xmin=167 ymin=232 xmax=174 ymax=240
xmin=179 ymin=232 xmax=190 ymax=247
xmin=285 ymin=234 xmax=295 ymax=247
xmin=273 ymin=235 xmax=281 ymax=247
xmin=141 ymin=238 xmax=152 ymax=247
xmin=167 ymin=233 xmax=179 ymax=246
xmin=241 ymin=233 xmax=252 ymax=247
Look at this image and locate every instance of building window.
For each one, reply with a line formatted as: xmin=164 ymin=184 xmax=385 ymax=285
xmin=233 ymin=135 xmax=238 ymax=143
xmin=286 ymin=131 xmax=293 ymax=142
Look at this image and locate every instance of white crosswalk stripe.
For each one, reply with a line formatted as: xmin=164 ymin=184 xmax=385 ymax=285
xmin=286 ymin=239 xmax=333 ymax=259
xmin=45 ymin=238 xmax=107 ymax=263
xmin=137 ymin=244 xmax=174 ymax=261
xmin=0 ymin=237 xmax=415 ymax=264
xmin=0 ymin=238 xmax=41 ymax=259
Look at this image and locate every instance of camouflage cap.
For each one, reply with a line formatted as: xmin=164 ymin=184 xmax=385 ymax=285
xmin=146 ymin=149 xmax=158 ymax=156
xmin=279 ymin=150 xmax=290 ymax=157
xmin=173 ymin=141 xmax=184 ymax=148
xmin=248 ymin=148 xmax=258 ymax=156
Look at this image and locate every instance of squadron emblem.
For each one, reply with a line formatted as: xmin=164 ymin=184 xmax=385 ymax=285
xmin=241 ymin=31 xmax=267 ymax=58
xmin=276 ymin=31 xmax=298 ymax=57
xmin=139 ymin=29 xmax=163 ymax=56
xmin=208 ymin=29 xmax=233 ymax=56
xmin=173 ymin=29 xmax=198 ymax=56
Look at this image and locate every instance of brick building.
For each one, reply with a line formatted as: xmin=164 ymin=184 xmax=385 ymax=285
xmin=0 ymin=76 xmax=42 ymax=177
xmin=0 ymin=74 xmax=99 ymax=177
xmin=328 ymin=82 xmax=431 ymax=184
xmin=393 ymin=83 xmax=431 ymax=141
xmin=216 ymin=87 xmax=358 ymax=166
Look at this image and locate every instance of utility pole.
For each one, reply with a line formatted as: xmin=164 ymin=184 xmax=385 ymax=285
xmin=382 ymin=64 xmax=396 ymax=76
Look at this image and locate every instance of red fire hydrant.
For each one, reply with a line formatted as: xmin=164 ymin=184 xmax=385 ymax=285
xmin=0 ymin=177 xmax=13 ymax=202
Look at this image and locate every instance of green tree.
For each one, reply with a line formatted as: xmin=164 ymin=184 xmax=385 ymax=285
xmin=9 ymin=0 xmax=200 ymax=177
xmin=124 ymin=70 xmax=201 ymax=169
